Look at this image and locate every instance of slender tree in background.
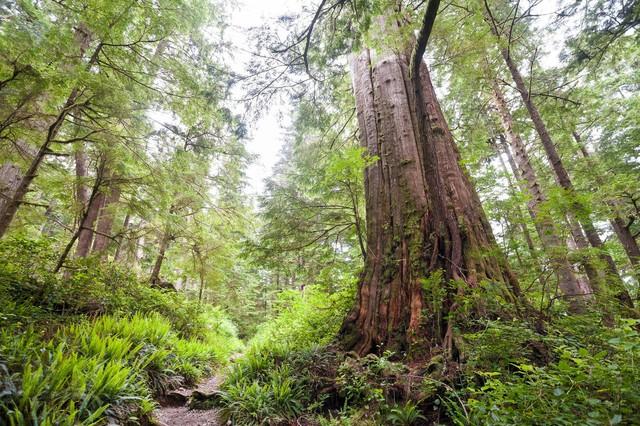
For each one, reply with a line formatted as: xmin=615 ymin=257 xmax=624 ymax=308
xmin=491 ymin=80 xmax=588 ymax=310
xmin=572 ymin=131 xmax=640 ymax=268
xmin=483 ymin=1 xmax=634 ymax=309
xmin=490 ymin=135 xmax=538 ymax=262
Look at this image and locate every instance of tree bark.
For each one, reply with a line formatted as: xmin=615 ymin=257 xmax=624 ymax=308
xmin=0 ymin=163 xmax=22 ymax=213
xmin=55 ymin=162 xmax=105 ymax=272
xmin=0 ymin=43 xmax=103 ymax=238
xmin=91 ymin=178 xmax=121 ymax=256
xmin=75 ymin=146 xmax=90 ymax=210
xmin=489 ymin=25 xmax=633 ymax=308
xmin=150 ymin=232 xmax=171 ymax=286
xmin=572 ymin=131 xmax=640 ymax=267
xmin=492 ymin=83 xmax=588 ymax=311
xmin=493 ymin=136 xmax=538 ymax=259
xmin=340 ymin=44 xmax=522 ymax=355
xmin=75 ymin=180 xmax=105 ymax=259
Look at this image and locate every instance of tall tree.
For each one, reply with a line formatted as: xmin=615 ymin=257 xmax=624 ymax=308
xmin=492 ymin=81 xmax=589 ymax=310
xmin=325 ymin=1 xmax=524 ymax=355
xmin=483 ymin=1 xmax=634 ymax=308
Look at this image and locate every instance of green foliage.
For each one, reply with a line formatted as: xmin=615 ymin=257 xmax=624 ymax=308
xmin=0 ymin=237 xmax=228 ymax=338
xmin=0 ymin=310 xmax=239 ymax=425
xmin=217 ymin=279 xmax=355 ymax=424
xmin=251 ymin=284 xmax=355 ymax=349
xmin=0 ymin=238 xmax=241 ymax=425
xmin=447 ymin=316 xmax=640 ymax=425
xmin=386 ymin=401 xmax=428 ymax=426
xmin=218 ymin=345 xmax=319 ymax=425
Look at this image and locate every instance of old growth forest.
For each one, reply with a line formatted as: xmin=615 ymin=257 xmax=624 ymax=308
xmin=1 ymin=0 xmax=640 ymax=424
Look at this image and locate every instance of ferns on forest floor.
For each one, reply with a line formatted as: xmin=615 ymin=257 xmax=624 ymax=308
xmin=0 ymin=311 xmax=239 ymax=424
xmin=0 ymin=238 xmax=242 ymax=425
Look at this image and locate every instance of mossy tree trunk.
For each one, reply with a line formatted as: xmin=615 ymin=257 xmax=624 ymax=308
xmin=340 ymin=35 xmax=523 ymax=356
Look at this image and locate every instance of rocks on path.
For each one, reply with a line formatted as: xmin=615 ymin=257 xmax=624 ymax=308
xmin=154 ymin=376 xmax=222 ymax=426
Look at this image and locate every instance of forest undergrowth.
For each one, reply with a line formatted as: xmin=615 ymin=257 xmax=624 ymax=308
xmin=213 ymin=278 xmax=640 ymax=425
xmin=0 ymin=237 xmax=242 ymax=425
xmin=2 ymin=236 xmax=639 ymax=425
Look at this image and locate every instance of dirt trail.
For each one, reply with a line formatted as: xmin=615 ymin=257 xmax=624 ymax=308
xmin=154 ymin=376 xmax=221 ymax=426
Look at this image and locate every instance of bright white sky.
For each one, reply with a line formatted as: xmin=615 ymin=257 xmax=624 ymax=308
xmin=226 ymin=0 xmax=301 ymax=197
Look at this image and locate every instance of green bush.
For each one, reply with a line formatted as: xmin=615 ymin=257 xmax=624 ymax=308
xmin=447 ymin=316 xmax=640 ymax=425
xmin=251 ymin=284 xmax=354 ymax=349
xmin=0 ymin=237 xmax=214 ymax=338
xmin=219 ymin=352 xmax=307 ymax=424
xmin=0 ymin=237 xmax=242 ymax=425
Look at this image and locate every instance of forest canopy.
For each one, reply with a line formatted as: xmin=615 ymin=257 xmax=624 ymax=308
xmin=0 ymin=0 xmax=639 ymax=425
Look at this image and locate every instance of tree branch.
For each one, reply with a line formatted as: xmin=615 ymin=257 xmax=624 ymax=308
xmin=409 ymin=0 xmax=441 ymax=79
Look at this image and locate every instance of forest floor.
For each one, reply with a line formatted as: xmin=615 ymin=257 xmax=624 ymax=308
xmin=154 ymin=376 xmax=221 ymax=426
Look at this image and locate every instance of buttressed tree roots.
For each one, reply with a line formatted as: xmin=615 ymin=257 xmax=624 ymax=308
xmin=340 ymin=8 xmax=523 ymax=356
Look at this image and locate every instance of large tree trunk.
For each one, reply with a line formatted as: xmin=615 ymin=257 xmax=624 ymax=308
xmin=340 ymin=46 xmax=522 ymax=356
xmin=492 ymin=83 xmax=588 ymax=310
xmin=492 ymin=36 xmax=633 ymax=308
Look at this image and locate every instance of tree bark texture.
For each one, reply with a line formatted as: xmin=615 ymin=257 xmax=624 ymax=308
xmin=495 ymin=42 xmax=633 ymax=308
xmin=91 ymin=178 xmax=121 ymax=255
xmin=340 ymin=49 xmax=522 ymax=356
xmin=75 ymin=180 xmax=105 ymax=259
xmin=492 ymin=83 xmax=588 ymax=310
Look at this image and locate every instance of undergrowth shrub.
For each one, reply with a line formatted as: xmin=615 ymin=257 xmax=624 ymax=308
xmin=251 ymin=284 xmax=354 ymax=349
xmin=218 ymin=344 xmax=329 ymax=425
xmin=446 ymin=316 xmax=640 ymax=425
xmin=0 ymin=237 xmax=243 ymax=425
xmin=0 ymin=237 xmax=214 ymax=338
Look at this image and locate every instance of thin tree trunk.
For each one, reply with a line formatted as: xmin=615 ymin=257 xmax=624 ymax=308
xmin=113 ymin=213 xmax=130 ymax=262
xmin=150 ymin=232 xmax=171 ymax=285
xmin=573 ymin=131 xmax=640 ymax=266
xmin=493 ymin=136 xmax=537 ymax=258
xmin=492 ymin=83 xmax=588 ymax=310
xmin=75 ymin=146 xmax=90 ymax=212
xmin=75 ymin=189 xmax=104 ymax=258
xmin=91 ymin=178 xmax=121 ymax=256
xmin=0 ymin=44 xmax=103 ymax=238
xmin=55 ymin=163 xmax=104 ymax=272
xmin=487 ymin=19 xmax=633 ymax=307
